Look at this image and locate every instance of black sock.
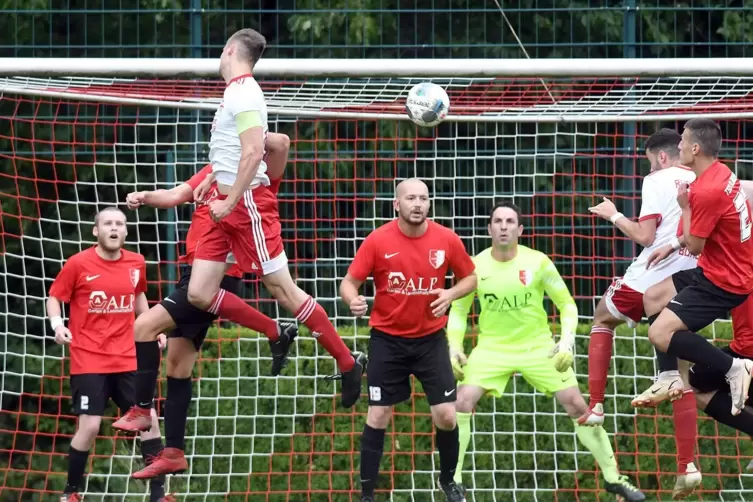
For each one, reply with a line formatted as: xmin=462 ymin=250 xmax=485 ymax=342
xmin=135 ymin=341 xmax=161 ymax=408
xmin=704 ymin=391 xmax=753 ymax=435
xmin=656 ymin=349 xmax=678 ymax=372
xmin=65 ymin=446 xmax=89 ymax=494
xmin=360 ymin=424 xmax=386 ymax=497
xmin=667 ymin=330 xmax=734 ymax=373
xmin=436 ymin=426 xmax=460 ymax=484
xmin=165 ymin=376 xmax=192 ymax=450
xmin=141 ymin=437 xmax=166 ymax=501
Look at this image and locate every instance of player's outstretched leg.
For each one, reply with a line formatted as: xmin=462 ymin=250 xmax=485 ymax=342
xmin=555 ymin=386 xmax=646 ymax=501
xmin=262 ymin=267 xmax=366 ymax=407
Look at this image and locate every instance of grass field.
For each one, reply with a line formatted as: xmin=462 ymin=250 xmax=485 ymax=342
xmin=3 ymin=320 xmax=753 ymax=501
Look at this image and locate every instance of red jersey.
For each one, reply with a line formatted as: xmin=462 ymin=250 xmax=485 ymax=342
xmin=348 ymin=220 xmax=476 ymax=338
xmin=731 ymin=297 xmax=753 ymax=357
xmin=688 ymin=162 xmax=753 ymax=294
xmin=49 ymin=247 xmax=147 ymax=375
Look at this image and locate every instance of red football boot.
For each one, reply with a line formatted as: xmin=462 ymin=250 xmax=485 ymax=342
xmin=132 ymin=447 xmax=188 ymax=479
xmin=112 ymin=406 xmax=152 ymax=433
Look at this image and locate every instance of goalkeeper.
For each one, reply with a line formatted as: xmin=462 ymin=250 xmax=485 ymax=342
xmin=448 ymin=201 xmax=645 ymax=502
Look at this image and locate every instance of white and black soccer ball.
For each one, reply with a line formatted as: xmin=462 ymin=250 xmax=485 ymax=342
xmin=405 ymin=82 xmax=450 ymax=127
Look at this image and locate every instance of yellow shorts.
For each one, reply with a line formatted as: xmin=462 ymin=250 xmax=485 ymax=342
xmin=460 ymin=343 xmax=578 ymax=397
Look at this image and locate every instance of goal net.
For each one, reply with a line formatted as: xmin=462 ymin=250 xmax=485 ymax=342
xmin=2 ymin=58 xmax=753 ymax=501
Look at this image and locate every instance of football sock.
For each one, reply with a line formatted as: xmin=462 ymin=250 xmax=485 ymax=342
xmin=672 ymin=390 xmax=698 ymax=472
xmin=704 ymin=391 xmax=753 ymax=436
xmin=455 ymin=412 xmax=472 ymax=484
xmin=667 ymin=330 xmax=734 ymax=373
xmin=64 ymin=446 xmax=90 ymax=494
xmin=164 ymin=376 xmax=193 ymax=451
xmin=587 ymin=327 xmax=614 ymax=406
xmin=135 ymin=340 xmax=161 ymax=409
xmin=436 ymin=425 xmax=460 ymax=485
xmin=208 ymin=289 xmax=279 ymax=341
xmin=360 ymin=424 xmax=386 ymax=497
xmin=573 ymin=421 xmax=620 ymax=483
xmin=140 ymin=437 xmax=166 ymax=501
xmin=295 ymin=296 xmax=354 ymax=372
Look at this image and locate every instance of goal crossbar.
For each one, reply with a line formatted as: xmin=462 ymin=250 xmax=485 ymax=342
xmin=3 ymin=58 xmax=753 ymax=122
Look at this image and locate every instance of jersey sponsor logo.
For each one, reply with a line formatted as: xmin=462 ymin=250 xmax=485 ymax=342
xmin=386 ymin=271 xmax=439 ymax=295
xmin=129 ymin=268 xmax=140 ymax=288
xmin=483 ymin=292 xmax=533 ymax=312
xmin=519 ymin=270 xmax=534 ymax=286
xmin=384 ymin=252 xmax=400 ymax=259
xmin=429 ymin=249 xmax=445 ymax=269
xmin=88 ymin=291 xmax=135 ymax=314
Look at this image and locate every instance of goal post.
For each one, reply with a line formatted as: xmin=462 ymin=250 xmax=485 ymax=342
xmin=1 ymin=58 xmax=752 ymax=501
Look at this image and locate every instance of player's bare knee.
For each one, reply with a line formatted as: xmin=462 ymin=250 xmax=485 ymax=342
xmin=366 ymin=406 xmax=392 ymax=429
xmin=186 ymin=285 xmax=213 ymax=310
xmin=431 ymin=403 xmax=457 ymax=430
xmin=593 ymin=299 xmax=619 ymax=330
xmin=76 ymin=415 xmax=102 ymax=442
xmin=455 ymin=387 xmax=478 ymax=413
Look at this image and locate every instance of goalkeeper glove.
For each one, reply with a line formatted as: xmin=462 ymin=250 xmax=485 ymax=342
xmin=549 ymin=333 xmax=575 ymax=372
xmin=449 ymin=345 xmax=468 ymax=381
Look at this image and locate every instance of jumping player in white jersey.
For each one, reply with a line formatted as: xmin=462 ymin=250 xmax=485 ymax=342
xmin=177 ymin=29 xmax=364 ymax=407
xmin=582 ymin=129 xmax=702 ymax=498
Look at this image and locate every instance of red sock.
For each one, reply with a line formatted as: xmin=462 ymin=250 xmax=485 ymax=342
xmin=208 ymin=289 xmax=279 ymax=341
xmin=295 ymin=296 xmax=354 ymax=372
xmin=672 ymin=390 xmax=698 ymax=472
xmin=587 ymin=327 xmax=614 ymax=407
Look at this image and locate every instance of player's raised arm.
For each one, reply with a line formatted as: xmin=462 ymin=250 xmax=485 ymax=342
xmin=541 ymin=256 xmax=579 ymax=372
xmin=589 ymin=194 xmax=658 ymax=248
xmin=127 ymin=164 xmax=214 ymax=209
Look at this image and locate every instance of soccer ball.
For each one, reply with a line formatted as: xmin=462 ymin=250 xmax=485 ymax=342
xmin=405 ymin=82 xmax=450 ymax=127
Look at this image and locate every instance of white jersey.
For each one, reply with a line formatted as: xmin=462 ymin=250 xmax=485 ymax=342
xmin=622 ymin=166 xmax=698 ymax=293
xmin=209 ymin=74 xmax=269 ymax=187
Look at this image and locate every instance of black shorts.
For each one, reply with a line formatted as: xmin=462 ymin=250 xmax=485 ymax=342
xmin=689 ymin=346 xmax=753 ymax=399
xmin=70 ymin=372 xmax=138 ymax=416
xmin=366 ymin=328 xmax=456 ymax=407
xmin=667 ymin=268 xmax=748 ymax=333
xmin=160 ymin=266 xmax=243 ymax=351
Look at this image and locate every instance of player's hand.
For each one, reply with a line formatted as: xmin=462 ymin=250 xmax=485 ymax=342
xmin=126 ymin=191 xmax=146 ymax=210
xmin=54 ymin=326 xmax=73 ymax=345
xmin=588 ymin=197 xmax=618 ymax=220
xmin=157 ymin=333 xmax=167 ymax=350
xmin=677 ymin=182 xmax=690 ymax=209
xmin=349 ymin=295 xmax=368 ymax=317
xmin=646 ymin=244 xmax=673 ymax=269
xmin=429 ymin=289 xmax=454 ymax=317
xmin=193 ymin=173 xmax=215 ymax=202
xmin=449 ymin=346 xmax=467 ymax=380
xmin=208 ymin=199 xmax=233 ymax=222
xmin=549 ymin=338 xmax=574 ymax=372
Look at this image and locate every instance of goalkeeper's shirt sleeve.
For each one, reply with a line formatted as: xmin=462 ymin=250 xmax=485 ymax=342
xmin=447 ymin=289 xmax=475 ymax=351
xmin=540 ymin=256 xmax=578 ymax=337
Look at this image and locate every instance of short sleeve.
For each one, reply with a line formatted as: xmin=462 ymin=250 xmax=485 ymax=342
xmin=49 ymin=258 xmax=79 ymax=303
xmin=638 ymin=176 xmax=663 ymax=221
xmin=347 ymin=235 xmax=376 ymax=281
xmin=224 ymin=84 xmax=262 ymax=116
xmin=449 ymin=233 xmax=475 ymax=279
xmin=186 ymin=164 xmax=214 ymax=192
xmin=690 ymin=188 xmax=724 ymax=238
xmin=136 ymin=259 xmax=148 ymax=295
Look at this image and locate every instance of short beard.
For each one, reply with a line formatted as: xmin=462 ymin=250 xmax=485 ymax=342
xmin=399 ymin=212 xmax=426 ymax=226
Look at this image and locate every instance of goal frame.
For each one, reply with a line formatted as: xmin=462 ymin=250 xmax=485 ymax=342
xmin=2 ymin=57 xmax=753 ymax=122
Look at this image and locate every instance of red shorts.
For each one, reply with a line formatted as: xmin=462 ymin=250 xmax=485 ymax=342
xmin=193 ymin=185 xmax=287 ymax=275
xmin=604 ymin=278 xmax=644 ymax=328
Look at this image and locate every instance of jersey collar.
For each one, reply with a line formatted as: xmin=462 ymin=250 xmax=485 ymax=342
xmin=227 ymin=73 xmax=253 ymax=86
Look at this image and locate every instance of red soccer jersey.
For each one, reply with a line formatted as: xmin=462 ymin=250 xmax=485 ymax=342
xmin=182 ymin=165 xmax=243 ymax=278
xmin=688 ymin=162 xmax=753 ymax=294
xmin=48 ymin=247 xmax=147 ymax=375
xmin=731 ymin=297 xmax=753 ymax=357
xmin=348 ymin=220 xmax=476 ymax=338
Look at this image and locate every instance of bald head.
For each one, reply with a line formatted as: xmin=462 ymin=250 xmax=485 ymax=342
xmin=393 ymin=178 xmax=430 ymax=227
xmin=396 ymin=178 xmax=429 ymax=199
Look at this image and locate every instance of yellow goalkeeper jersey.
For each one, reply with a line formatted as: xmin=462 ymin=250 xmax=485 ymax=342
xmin=447 ymin=245 xmax=578 ymax=350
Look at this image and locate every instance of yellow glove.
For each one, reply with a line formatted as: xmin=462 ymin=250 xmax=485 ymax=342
xmin=449 ymin=345 xmax=468 ymax=381
xmin=548 ymin=333 xmax=575 ymax=373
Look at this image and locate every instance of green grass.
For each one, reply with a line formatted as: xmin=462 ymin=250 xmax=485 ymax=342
xmin=2 ymin=320 xmax=753 ymax=501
